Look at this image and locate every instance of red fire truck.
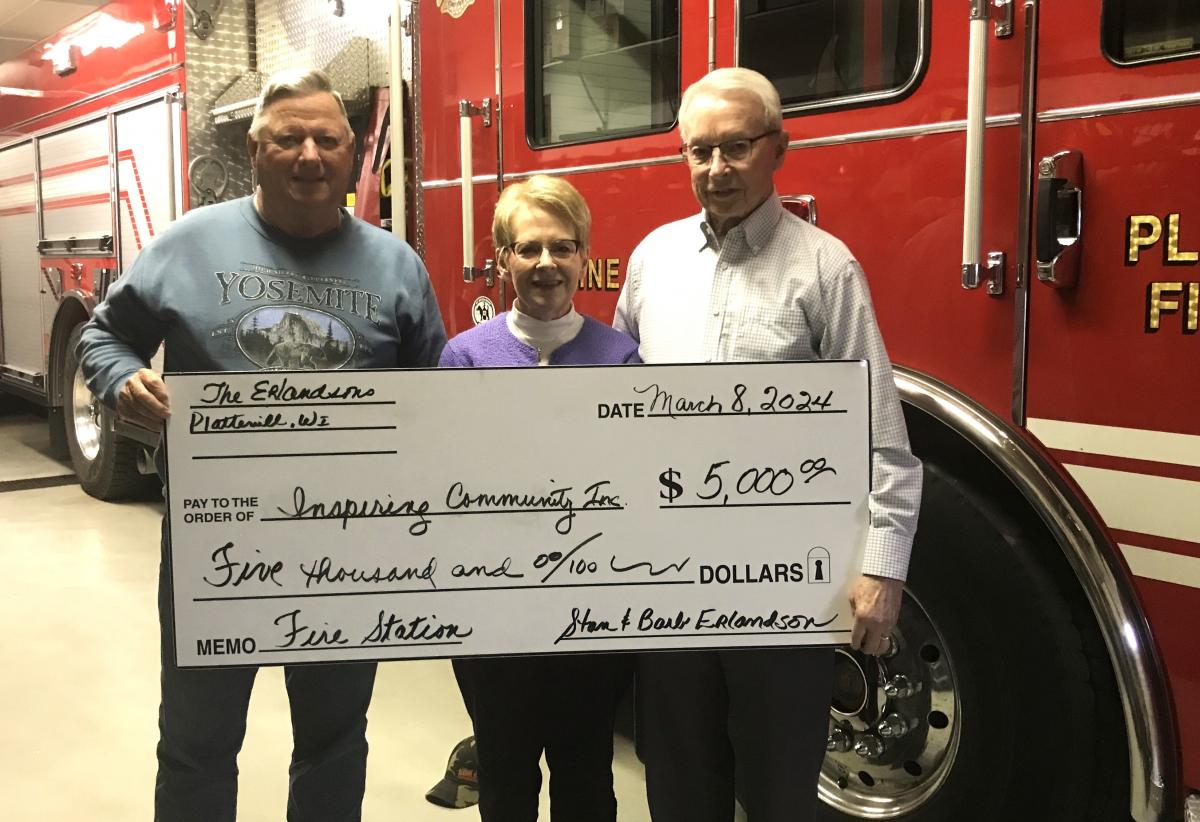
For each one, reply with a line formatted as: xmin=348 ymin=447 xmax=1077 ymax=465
xmin=1 ymin=1 xmax=1197 ymax=819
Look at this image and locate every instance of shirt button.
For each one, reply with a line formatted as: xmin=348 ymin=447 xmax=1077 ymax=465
xmin=712 ymin=310 xmax=721 ymax=316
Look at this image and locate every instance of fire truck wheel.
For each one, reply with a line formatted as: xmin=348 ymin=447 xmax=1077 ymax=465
xmin=61 ymin=324 xmax=156 ymax=501
xmin=816 ymin=461 xmax=1126 ymax=821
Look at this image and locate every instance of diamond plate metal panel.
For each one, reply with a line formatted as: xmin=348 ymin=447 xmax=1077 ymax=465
xmin=184 ymin=0 xmax=256 ymax=208
xmin=184 ymin=0 xmax=392 ymax=210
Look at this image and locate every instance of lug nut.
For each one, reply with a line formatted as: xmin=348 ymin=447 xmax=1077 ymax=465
xmin=877 ymin=712 xmax=911 ymax=739
xmin=826 ymin=726 xmax=853 ymax=753
xmin=854 ymin=733 xmax=884 ymax=759
xmin=884 ymin=674 xmax=917 ymax=699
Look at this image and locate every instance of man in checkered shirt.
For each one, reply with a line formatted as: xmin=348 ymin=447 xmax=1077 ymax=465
xmin=614 ymin=67 xmax=923 ymax=822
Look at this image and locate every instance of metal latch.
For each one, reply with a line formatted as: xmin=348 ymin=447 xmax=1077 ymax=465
xmin=963 ymin=251 xmax=1006 ymax=295
xmin=459 ymin=98 xmax=493 ymax=128
xmin=993 ymin=0 xmax=1014 ymax=38
xmin=463 ymin=258 xmax=496 ymax=287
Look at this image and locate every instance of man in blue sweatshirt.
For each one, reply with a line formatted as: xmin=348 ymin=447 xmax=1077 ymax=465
xmin=79 ymin=68 xmax=446 ymax=821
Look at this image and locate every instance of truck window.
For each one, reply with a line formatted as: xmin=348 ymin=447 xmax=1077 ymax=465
xmin=1103 ymin=0 xmax=1200 ymax=63
xmin=737 ymin=0 xmax=924 ymax=111
xmin=527 ymin=0 xmax=680 ymax=147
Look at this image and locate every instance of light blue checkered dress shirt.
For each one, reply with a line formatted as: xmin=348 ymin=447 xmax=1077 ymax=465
xmin=614 ymin=194 xmax=922 ymax=580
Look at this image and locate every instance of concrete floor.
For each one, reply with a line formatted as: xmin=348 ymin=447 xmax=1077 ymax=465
xmin=0 ymin=398 xmax=652 ymax=821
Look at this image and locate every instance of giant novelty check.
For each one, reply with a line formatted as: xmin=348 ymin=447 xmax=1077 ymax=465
xmin=164 ymin=361 xmax=870 ymax=667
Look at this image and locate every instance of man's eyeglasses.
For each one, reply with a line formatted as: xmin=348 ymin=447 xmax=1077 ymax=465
xmin=680 ymin=130 xmax=780 ymax=166
xmin=508 ymin=239 xmax=581 ymax=260
xmin=269 ymin=133 xmax=345 ymax=151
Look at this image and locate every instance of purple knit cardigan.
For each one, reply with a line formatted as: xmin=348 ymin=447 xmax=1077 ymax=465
xmin=438 ymin=313 xmax=641 ymax=367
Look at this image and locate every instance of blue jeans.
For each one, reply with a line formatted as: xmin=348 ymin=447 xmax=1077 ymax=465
xmin=155 ymin=523 xmax=377 ymax=821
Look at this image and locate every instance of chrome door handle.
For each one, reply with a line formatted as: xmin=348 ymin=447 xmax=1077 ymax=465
xmin=1036 ymin=149 xmax=1083 ymax=288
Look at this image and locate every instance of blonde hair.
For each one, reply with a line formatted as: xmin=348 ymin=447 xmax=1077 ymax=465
xmin=493 ymin=175 xmax=591 ymax=250
xmin=678 ymin=67 xmax=783 ymax=139
xmin=248 ymin=68 xmax=351 ymax=139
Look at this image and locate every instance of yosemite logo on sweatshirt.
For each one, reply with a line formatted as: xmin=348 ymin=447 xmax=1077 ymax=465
xmin=215 ymin=266 xmax=384 ymax=323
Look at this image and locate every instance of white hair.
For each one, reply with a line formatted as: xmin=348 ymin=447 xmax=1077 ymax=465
xmin=678 ymin=67 xmax=783 ymax=138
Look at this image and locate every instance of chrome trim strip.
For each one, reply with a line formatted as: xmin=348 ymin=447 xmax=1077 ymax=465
xmin=107 ymin=111 xmax=122 ymax=272
xmin=492 ymin=0 xmax=501 ymax=187
xmin=789 ymin=113 xmax=1019 ymax=150
xmin=494 ymin=0 xmax=503 ymax=192
xmin=436 ymin=92 xmax=1199 ymax=189
xmin=32 ymin=138 xmax=44 ymax=242
xmin=1010 ymin=0 xmax=1038 ymax=426
xmin=388 ymin=0 xmax=405 ymax=240
xmin=709 ymin=0 xmax=717 ymax=72
xmin=165 ymin=91 xmax=180 ymax=223
xmin=411 ymin=0 xmax=426 ymax=258
xmin=493 ymin=0 xmax=506 ymax=309
xmin=422 ymin=172 xmax=502 ymax=191
xmin=424 ymin=116 xmax=1023 ymax=187
xmin=0 ymin=66 xmax=183 ymax=141
xmin=895 ymin=366 xmax=1179 ymax=822
xmin=503 ymin=152 xmax=684 ymax=181
xmin=1038 ymin=91 xmax=1200 ymax=123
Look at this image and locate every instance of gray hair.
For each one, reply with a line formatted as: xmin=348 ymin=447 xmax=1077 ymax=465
xmin=678 ymin=67 xmax=783 ymax=138
xmin=248 ymin=68 xmax=351 ymax=139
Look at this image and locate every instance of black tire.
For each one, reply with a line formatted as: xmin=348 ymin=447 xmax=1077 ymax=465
xmin=817 ymin=462 xmax=1127 ymax=821
xmin=61 ymin=324 xmax=157 ymax=500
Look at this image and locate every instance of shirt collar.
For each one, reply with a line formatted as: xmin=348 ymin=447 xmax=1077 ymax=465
xmin=696 ymin=193 xmax=784 ymax=254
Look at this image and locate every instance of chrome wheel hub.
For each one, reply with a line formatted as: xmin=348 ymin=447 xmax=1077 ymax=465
xmin=819 ymin=590 xmax=960 ymax=817
xmin=71 ymin=362 xmax=103 ymax=463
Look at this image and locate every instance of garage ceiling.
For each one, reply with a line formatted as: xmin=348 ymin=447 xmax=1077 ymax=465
xmin=0 ymin=0 xmax=104 ymax=64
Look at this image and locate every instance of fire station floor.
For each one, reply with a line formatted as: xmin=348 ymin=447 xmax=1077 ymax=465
xmin=0 ymin=397 xmax=660 ymax=822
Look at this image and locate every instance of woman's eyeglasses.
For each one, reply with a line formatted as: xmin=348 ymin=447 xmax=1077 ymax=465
xmin=508 ymin=239 xmax=581 ymax=260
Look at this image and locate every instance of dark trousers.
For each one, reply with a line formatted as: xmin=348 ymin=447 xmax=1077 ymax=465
xmin=155 ymin=524 xmax=377 ymax=822
xmin=454 ymin=654 xmax=634 ymax=822
xmin=637 ymin=647 xmax=834 ymax=822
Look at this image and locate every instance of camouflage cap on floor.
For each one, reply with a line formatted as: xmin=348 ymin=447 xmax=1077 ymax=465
xmin=425 ymin=736 xmax=479 ymax=809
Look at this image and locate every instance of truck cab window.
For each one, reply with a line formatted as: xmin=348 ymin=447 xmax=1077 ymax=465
xmin=738 ymin=0 xmax=923 ymax=110
xmin=527 ymin=0 xmax=680 ymax=147
xmin=1103 ymin=0 xmax=1200 ymax=63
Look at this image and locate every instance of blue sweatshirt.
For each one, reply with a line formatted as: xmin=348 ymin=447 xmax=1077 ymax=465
xmin=79 ymin=196 xmax=446 ymax=408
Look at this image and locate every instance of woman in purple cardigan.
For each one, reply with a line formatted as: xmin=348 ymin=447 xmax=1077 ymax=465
xmin=439 ymin=176 xmax=638 ymax=822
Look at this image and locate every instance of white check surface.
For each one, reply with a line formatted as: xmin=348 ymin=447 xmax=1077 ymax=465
xmin=164 ymin=361 xmax=869 ymax=667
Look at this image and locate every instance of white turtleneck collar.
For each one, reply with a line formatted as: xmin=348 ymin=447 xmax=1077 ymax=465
xmin=506 ymin=304 xmax=585 ymax=365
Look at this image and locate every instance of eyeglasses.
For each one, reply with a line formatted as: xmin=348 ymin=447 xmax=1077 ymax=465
xmin=508 ymin=239 xmax=581 ymax=260
xmin=269 ymin=132 xmax=345 ymax=151
xmin=680 ymin=130 xmax=780 ymax=166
